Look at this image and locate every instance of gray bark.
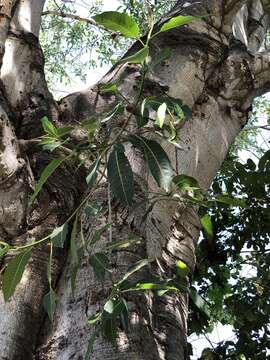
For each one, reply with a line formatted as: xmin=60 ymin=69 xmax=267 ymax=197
xmin=0 ymin=0 xmax=269 ymax=359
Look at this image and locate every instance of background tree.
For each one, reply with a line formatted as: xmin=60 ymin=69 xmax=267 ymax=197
xmin=0 ymin=1 xmax=269 ymax=359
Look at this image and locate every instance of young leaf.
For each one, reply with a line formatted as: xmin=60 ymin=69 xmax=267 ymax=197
xmin=92 ymin=11 xmax=140 ymax=38
xmin=3 ymin=249 xmax=32 ymax=302
xmin=159 ymin=15 xmax=195 ymax=34
xmin=107 ymin=147 xmax=134 ymax=206
xmin=50 ymin=223 xmax=68 ymax=248
xmin=43 ymin=287 xmax=57 ymax=322
xmin=118 ymin=259 xmax=149 ymax=284
xmin=89 ymin=252 xmax=110 ymax=282
xmin=200 ymin=214 xmax=213 ymax=239
xmin=31 ymin=157 xmax=67 ymax=201
xmin=176 ymin=260 xmax=190 ymax=277
xmin=120 ymin=46 xmax=149 ymax=65
xmin=99 ymin=83 xmax=118 ymax=94
xmin=41 ymin=117 xmax=58 ymax=137
xmin=130 ymin=135 xmax=174 ymax=191
xmin=156 ymin=102 xmax=167 ymax=128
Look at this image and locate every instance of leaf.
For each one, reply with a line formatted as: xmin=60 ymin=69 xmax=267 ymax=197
xmin=200 ymin=214 xmax=213 ymax=239
xmin=151 ymin=48 xmax=172 ymax=67
xmin=70 ymin=217 xmax=78 ymax=265
xmin=101 ymin=103 xmax=124 ymax=124
xmin=50 ymin=223 xmax=68 ymax=248
xmin=120 ymin=46 xmax=149 ymax=65
xmin=88 ymin=312 xmax=102 ymax=325
xmin=43 ymin=287 xmax=57 ymax=322
xmin=0 ymin=242 xmax=10 ymax=258
xmin=130 ymin=135 xmax=174 ymax=191
xmin=104 ymin=298 xmax=127 ymax=317
xmin=118 ymin=259 xmax=149 ymax=284
xmin=92 ymin=11 xmax=140 ymax=38
xmin=3 ymin=249 xmax=32 ymax=302
xmin=89 ymin=253 xmax=110 ymax=282
xmin=105 ymin=234 xmax=143 ymax=250
xmin=190 ymin=287 xmax=210 ymax=318
xmin=107 ymin=147 xmax=134 ymax=206
xmin=31 ymin=157 xmax=67 ymax=201
xmin=156 ymin=102 xmax=167 ymax=128
xmin=159 ymin=15 xmax=195 ymax=33
xmin=176 ymin=260 xmax=190 ymax=277
xmin=102 ymin=315 xmax=117 ymax=344
xmin=214 ymin=195 xmax=246 ymax=208
xmin=41 ymin=116 xmax=58 ymax=137
xmin=99 ymin=83 xmax=118 ymax=94
xmin=86 ymin=158 xmax=101 ymax=186
xmin=173 ymin=174 xmax=200 ymax=191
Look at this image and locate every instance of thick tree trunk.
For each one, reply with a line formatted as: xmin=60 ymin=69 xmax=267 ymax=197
xmin=0 ymin=1 xmax=269 ymax=359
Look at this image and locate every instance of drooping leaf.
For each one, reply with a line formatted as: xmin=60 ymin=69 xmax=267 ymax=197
xmin=102 ymin=315 xmax=117 ymax=344
xmin=31 ymin=157 xmax=67 ymax=201
xmin=3 ymin=249 xmax=32 ymax=302
xmin=200 ymin=214 xmax=213 ymax=239
xmin=118 ymin=259 xmax=149 ymax=284
xmin=99 ymin=83 xmax=118 ymax=94
xmin=130 ymin=135 xmax=174 ymax=191
xmin=190 ymin=287 xmax=210 ymax=318
xmin=156 ymin=102 xmax=167 ymax=128
xmin=88 ymin=312 xmax=102 ymax=325
xmin=120 ymin=46 xmax=149 ymax=65
xmin=92 ymin=11 xmax=140 ymax=38
xmin=107 ymin=147 xmax=134 ymax=206
xmin=43 ymin=287 xmax=57 ymax=322
xmin=50 ymin=223 xmax=68 ymax=248
xmin=89 ymin=252 xmax=110 ymax=282
xmin=176 ymin=260 xmax=190 ymax=277
xmin=159 ymin=15 xmax=195 ymax=34
xmin=86 ymin=158 xmax=101 ymax=186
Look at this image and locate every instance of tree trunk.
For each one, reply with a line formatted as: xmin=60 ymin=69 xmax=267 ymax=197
xmin=0 ymin=1 xmax=269 ymax=359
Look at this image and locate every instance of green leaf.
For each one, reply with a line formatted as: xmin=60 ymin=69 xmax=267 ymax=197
xmin=99 ymin=83 xmax=118 ymax=94
xmin=176 ymin=260 xmax=190 ymax=277
xmin=214 ymin=195 xmax=246 ymax=207
xmin=107 ymin=147 xmax=134 ymax=206
xmin=88 ymin=312 xmax=102 ymax=325
xmin=173 ymin=174 xmax=200 ymax=191
xmin=89 ymin=253 xmax=110 ymax=282
xmin=156 ymin=102 xmax=167 ymax=128
xmin=190 ymin=287 xmax=210 ymax=318
xmin=31 ymin=157 xmax=67 ymax=201
xmin=118 ymin=259 xmax=149 ymax=284
xmin=159 ymin=15 xmax=195 ymax=33
xmin=86 ymin=158 xmax=101 ymax=186
xmin=50 ymin=223 xmax=68 ymax=248
xmin=3 ymin=249 xmax=32 ymax=302
xmin=200 ymin=214 xmax=213 ymax=239
xmin=43 ymin=287 xmax=57 ymax=322
xmin=130 ymin=135 xmax=174 ymax=191
xmin=92 ymin=11 xmax=140 ymax=38
xmin=102 ymin=315 xmax=117 ymax=344
xmin=101 ymin=103 xmax=124 ymax=124
xmin=0 ymin=242 xmax=10 ymax=258
xmin=104 ymin=297 xmax=128 ymax=318
xmin=105 ymin=234 xmax=143 ymax=251
xmin=41 ymin=116 xmax=58 ymax=137
xmin=120 ymin=46 xmax=149 ymax=65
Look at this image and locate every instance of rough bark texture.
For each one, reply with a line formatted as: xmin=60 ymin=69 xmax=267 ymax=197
xmin=0 ymin=0 xmax=269 ymax=359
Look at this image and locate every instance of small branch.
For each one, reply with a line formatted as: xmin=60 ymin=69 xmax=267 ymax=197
xmin=42 ymin=10 xmax=113 ymax=34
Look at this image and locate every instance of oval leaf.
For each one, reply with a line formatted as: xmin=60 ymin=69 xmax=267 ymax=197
xmin=120 ymin=46 xmax=149 ymax=65
xmin=92 ymin=11 xmax=140 ymax=38
xmin=159 ymin=15 xmax=195 ymax=33
xmin=43 ymin=287 xmax=57 ymax=322
xmin=50 ymin=223 xmax=68 ymax=248
xmin=3 ymin=249 xmax=32 ymax=302
xmin=156 ymin=102 xmax=167 ymax=128
xmin=107 ymin=147 xmax=134 ymax=206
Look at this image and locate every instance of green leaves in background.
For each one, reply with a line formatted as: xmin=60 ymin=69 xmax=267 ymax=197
xmin=31 ymin=157 xmax=67 ymax=202
xmin=107 ymin=146 xmax=134 ymax=206
xmin=93 ymin=11 xmax=140 ymax=39
xmin=120 ymin=45 xmax=149 ymax=64
xmin=159 ymin=15 xmax=195 ymax=33
xmin=3 ymin=249 xmax=32 ymax=302
xmin=130 ymin=135 xmax=174 ymax=191
xmin=50 ymin=223 xmax=68 ymax=248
